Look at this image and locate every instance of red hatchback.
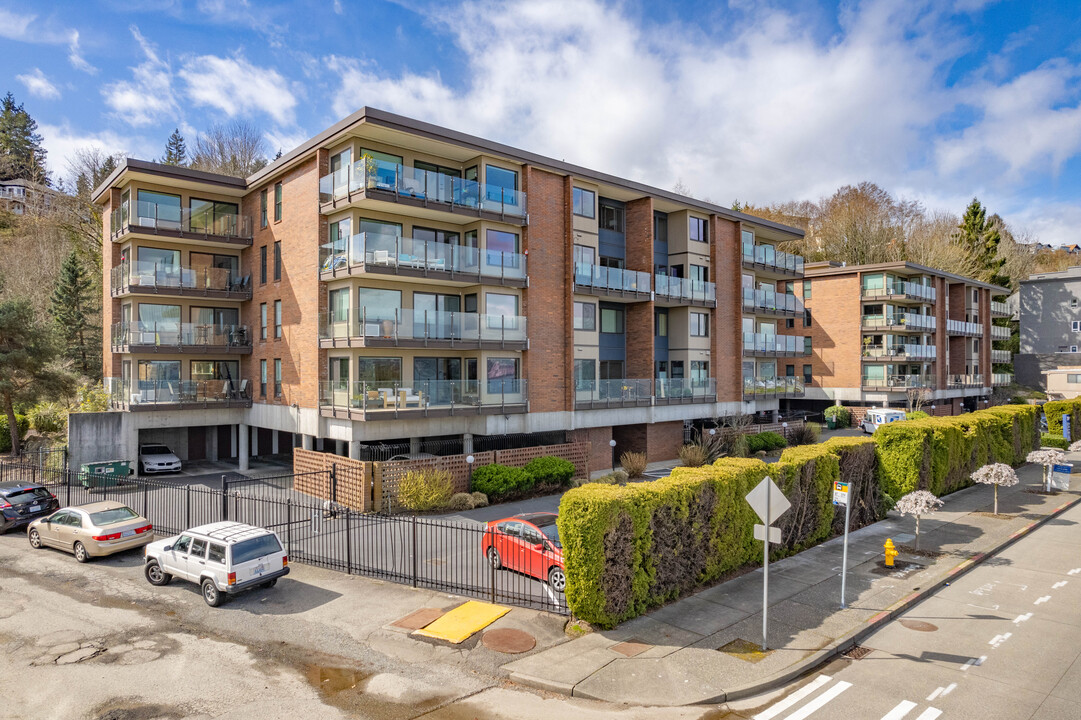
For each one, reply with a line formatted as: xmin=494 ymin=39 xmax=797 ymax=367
xmin=482 ymin=512 xmax=565 ymax=592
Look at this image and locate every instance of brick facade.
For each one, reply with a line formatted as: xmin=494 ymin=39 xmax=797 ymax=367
xmin=712 ymin=216 xmax=742 ymax=402
xmin=804 ymin=274 xmax=862 ymax=388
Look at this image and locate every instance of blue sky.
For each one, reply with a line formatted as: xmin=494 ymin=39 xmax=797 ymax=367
xmin=4 ymin=0 xmax=1081 ymax=243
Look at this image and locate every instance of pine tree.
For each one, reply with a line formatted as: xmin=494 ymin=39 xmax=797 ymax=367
xmin=0 ymin=92 xmax=49 ymax=184
xmin=957 ymin=198 xmax=1005 ymax=285
xmin=50 ymin=250 xmax=100 ymax=380
xmin=161 ymin=128 xmax=187 ymax=166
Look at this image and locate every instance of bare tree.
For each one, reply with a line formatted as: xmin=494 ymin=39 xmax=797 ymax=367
xmin=190 ymin=120 xmax=269 ymax=177
xmin=904 ymin=210 xmax=979 ymax=278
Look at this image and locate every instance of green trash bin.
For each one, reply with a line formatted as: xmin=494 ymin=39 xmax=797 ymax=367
xmin=79 ymin=460 xmax=132 ymax=489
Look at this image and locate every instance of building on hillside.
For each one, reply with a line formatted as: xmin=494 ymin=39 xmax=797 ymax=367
xmin=1042 ymin=367 xmax=1081 ymax=400
xmin=0 ymin=178 xmax=56 ymax=215
xmin=85 ymin=107 xmax=806 ymax=470
xmin=1016 ymin=266 xmax=1081 ymax=391
xmin=784 ymin=260 xmax=1012 ymax=419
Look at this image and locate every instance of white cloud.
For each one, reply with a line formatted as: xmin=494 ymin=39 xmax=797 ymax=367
xmin=38 ymin=123 xmax=155 ymax=183
xmin=264 ymin=128 xmax=308 ymax=157
xmin=68 ymin=30 xmax=98 ymax=74
xmin=178 ymin=54 xmax=298 ymax=125
xmin=0 ymin=9 xmax=35 ymax=40
xmin=0 ymin=11 xmax=97 ymax=73
xmin=101 ymin=26 xmax=177 ymax=126
xmin=16 ymin=68 xmax=61 ymax=100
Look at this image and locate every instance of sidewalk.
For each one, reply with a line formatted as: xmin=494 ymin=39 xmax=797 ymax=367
xmin=503 ymin=461 xmax=1081 ymax=706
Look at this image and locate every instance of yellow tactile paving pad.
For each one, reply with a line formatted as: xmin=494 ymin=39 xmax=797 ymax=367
xmin=414 ymin=600 xmax=510 ymax=643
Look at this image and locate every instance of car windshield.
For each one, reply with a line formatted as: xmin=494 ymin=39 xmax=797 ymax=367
xmin=539 ymin=523 xmax=561 ymax=549
xmin=89 ymin=506 xmax=139 ymax=526
xmin=231 ymin=534 xmax=282 ymax=565
xmin=142 ymin=446 xmax=172 ymax=455
xmin=4 ymin=487 xmax=51 ymax=504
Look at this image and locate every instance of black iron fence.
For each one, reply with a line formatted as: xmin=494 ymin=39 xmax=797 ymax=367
xmin=0 ymin=460 xmax=566 ymax=615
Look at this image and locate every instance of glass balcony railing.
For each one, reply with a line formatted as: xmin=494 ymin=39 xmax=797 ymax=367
xmin=991 ymin=324 xmax=1011 ymax=340
xmin=862 ymin=343 xmax=937 ymax=360
xmin=574 ymin=262 xmax=651 ymax=294
xmin=655 ymin=275 xmax=717 ymax=303
xmin=992 ymin=373 xmax=1014 ymax=386
xmin=742 ymin=376 xmax=805 ymax=398
xmin=861 ymin=374 xmax=936 ymax=389
xmin=111 ymin=322 xmax=251 ymax=350
xmin=110 ymin=203 xmax=252 ymax=240
xmin=318 ymin=309 xmax=527 ymax=345
xmin=111 ymin=261 xmax=249 ymax=297
xmin=654 ymin=377 xmax=716 ymax=401
xmin=991 ymin=301 xmax=1010 ymax=317
xmin=318 ymin=379 xmax=527 ymax=414
xmin=574 ymin=379 xmax=653 ymax=406
xmin=107 ymin=377 xmax=251 ymax=408
xmin=946 ymin=319 xmax=982 ymax=336
xmin=319 ymin=232 xmax=526 ymax=281
xmin=991 ymin=349 xmax=1013 ymax=364
xmin=862 ymin=313 xmax=936 ymax=331
xmin=948 ymin=374 xmax=985 ymax=388
xmin=861 ymin=281 xmax=937 ymax=302
xmin=318 ymin=159 xmax=527 ymax=218
xmin=741 ymin=242 xmax=804 ymax=274
xmin=742 ymin=333 xmax=812 ymax=356
xmin=741 ymin=288 xmax=803 ymax=315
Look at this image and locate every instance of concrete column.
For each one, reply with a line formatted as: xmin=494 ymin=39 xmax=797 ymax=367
xmin=251 ymin=426 xmax=259 ymax=456
xmin=302 ymin=434 xmax=314 ymax=451
xmin=771 ymin=408 xmax=780 ymax=423
xmin=230 ymin=425 xmax=237 ymax=458
xmin=335 ymin=439 xmax=346 ymax=456
xmin=238 ymin=423 xmax=250 ymax=471
xmin=349 ymin=441 xmax=362 ymax=460
xmin=272 ymin=431 xmax=279 ymax=455
xmin=410 ymin=437 xmax=421 ymax=454
xmin=208 ymin=427 xmax=219 ymax=462
xmin=462 ymin=433 xmax=473 ymax=455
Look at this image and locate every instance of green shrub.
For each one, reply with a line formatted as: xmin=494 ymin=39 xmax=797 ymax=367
xmin=906 ymin=410 xmax=930 ymax=420
xmin=1044 ymin=399 xmax=1081 ymax=439
xmin=1041 ymin=433 xmax=1069 ymax=450
xmin=594 ymin=470 xmax=628 ymax=485
xmin=28 ymin=402 xmax=66 ymax=434
xmin=397 ymin=469 xmax=454 ymax=511
xmin=824 ymin=405 xmax=851 ymax=427
xmin=447 ymin=492 xmax=475 ymax=511
xmin=470 ymin=463 xmax=533 ymax=499
xmin=523 ymin=456 xmax=576 ymax=486
xmin=470 ymin=491 xmax=489 ymax=508
xmin=620 ymin=451 xmax=647 ymax=478
xmin=747 ymin=431 xmax=787 ymax=453
xmin=0 ymin=414 xmax=30 ymax=454
xmin=787 ymin=422 xmax=821 ymax=446
xmin=678 ymin=443 xmax=710 ymax=467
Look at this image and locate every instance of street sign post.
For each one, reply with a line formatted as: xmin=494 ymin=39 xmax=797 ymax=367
xmin=833 ymin=481 xmax=851 ymax=608
xmin=745 ymin=475 xmax=790 ymax=650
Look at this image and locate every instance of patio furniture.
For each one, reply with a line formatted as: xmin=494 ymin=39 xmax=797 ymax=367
xmin=399 ymin=388 xmax=422 ymax=407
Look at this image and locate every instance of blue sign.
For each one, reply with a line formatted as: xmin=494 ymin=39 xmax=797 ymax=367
xmin=1064 ymin=414 xmax=1072 ymax=442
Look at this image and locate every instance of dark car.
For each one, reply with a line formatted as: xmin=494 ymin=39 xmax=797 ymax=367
xmin=0 ymin=481 xmax=60 ymax=534
xmin=482 ymin=512 xmax=565 ymax=592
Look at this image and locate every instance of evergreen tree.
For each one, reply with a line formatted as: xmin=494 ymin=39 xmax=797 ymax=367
xmin=161 ymin=128 xmax=188 ymax=166
xmin=0 ymin=92 xmax=49 ymax=184
xmin=731 ymin=199 xmax=743 ymax=212
xmin=957 ymin=198 xmax=1005 ymax=285
xmin=50 ymin=250 xmax=100 ymax=380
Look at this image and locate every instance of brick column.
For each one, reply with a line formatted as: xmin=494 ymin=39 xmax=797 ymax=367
xmin=934 ymin=276 xmax=949 ymax=391
xmin=102 ymin=187 xmax=122 ymax=380
xmin=713 ymin=216 xmax=742 ymax=403
xmin=625 ymin=197 xmax=654 ymax=380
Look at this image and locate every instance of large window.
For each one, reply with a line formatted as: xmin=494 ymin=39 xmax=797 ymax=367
xmin=136 ymin=190 xmax=181 ymax=227
xmin=573 ymin=244 xmax=595 ymax=267
xmin=599 ymin=202 xmax=624 ymax=232
xmin=329 ymin=288 xmax=349 ymax=323
xmin=356 ymin=357 xmax=402 ymax=384
xmin=690 ymin=311 xmax=710 ymax=337
xmin=357 ymin=288 xmax=401 ymax=322
xmin=189 ymin=252 xmax=238 ymax=286
xmin=654 ymin=212 xmax=668 ymax=243
xmin=190 ymin=307 xmax=239 ymax=330
xmin=360 ymin=148 xmax=402 ymax=188
xmin=486 ymin=357 xmax=519 ymax=393
xmin=600 ymin=306 xmax=624 ymax=334
xmin=273 ymin=182 xmax=282 ymax=221
xmin=485 ymin=293 xmax=519 ymax=330
xmin=689 ymin=216 xmax=708 ymax=243
xmin=274 ymin=300 xmax=282 ymax=338
xmin=690 ymin=361 xmax=709 ymax=386
xmin=573 ymin=359 xmax=596 ymax=391
xmin=189 ymin=198 xmax=239 ymax=235
xmin=329 ymin=357 xmax=349 ymax=392
xmin=486 ymin=229 xmax=519 ymax=267
xmin=690 ymin=264 xmax=708 ymax=283
xmin=190 ymin=360 xmax=239 ymax=384
xmin=137 ymin=360 xmax=180 ymax=396
xmin=572 ymin=187 xmax=596 ymax=218
xmin=137 ymin=304 xmax=180 ymax=329
xmin=485 ymin=165 xmax=518 ymax=206
xmin=137 ymin=246 xmax=180 ymax=271
xmin=329 ymin=218 xmax=351 ymax=258
xmin=573 ymin=301 xmax=596 ymax=331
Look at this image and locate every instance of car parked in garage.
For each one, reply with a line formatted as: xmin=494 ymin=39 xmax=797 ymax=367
xmin=482 ymin=512 xmax=565 ymax=592
xmin=27 ymin=502 xmax=154 ymax=562
xmin=0 ymin=481 xmax=59 ymax=534
xmin=139 ymin=444 xmax=182 ymax=474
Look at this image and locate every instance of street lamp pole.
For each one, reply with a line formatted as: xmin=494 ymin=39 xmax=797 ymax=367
xmin=609 ymin=439 xmax=617 ymax=473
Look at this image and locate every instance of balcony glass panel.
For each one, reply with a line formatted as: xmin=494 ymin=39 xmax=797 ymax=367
xmin=112 ymin=260 xmax=245 ymax=294
xmin=742 ymin=376 xmax=805 ymax=397
xmin=318 ymin=309 xmax=527 ymax=344
xmin=861 ymin=343 xmax=937 ymax=360
xmin=574 ymin=263 xmax=651 ymax=293
xmin=574 ymin=378 xmax=653 ymax=404
xmin=742 ymin=333 xmax=812 ymax=355
xmin=318 ymin=379 xmax=527 ymax=411
xmin=654 ymin=377 xmax=716 ymax=399
xmin=112 ymin=322 xmax=251 ymax=348
xmin=319 ymin=232 xmax=527 ymax=281
xmin=108 ymin=377 xmax=251 ymax=407
xmin=655 ymin=275 xmax=717 ymax=302
xmin=741 ymin=288 xmax=802 ymax=314
xmin=861 ymin=374 xmax=936 ymax=389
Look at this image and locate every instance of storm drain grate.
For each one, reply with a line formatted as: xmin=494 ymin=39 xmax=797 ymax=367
xmin=842 ymin=644 xmax=874 ymax=660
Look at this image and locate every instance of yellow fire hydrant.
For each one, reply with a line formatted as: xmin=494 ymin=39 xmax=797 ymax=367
xmin=884 ymin=538 xmax=898 ymax=567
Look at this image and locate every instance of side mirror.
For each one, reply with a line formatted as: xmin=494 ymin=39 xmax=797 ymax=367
xmin=162 ymin=545 xmax=172 ymax=552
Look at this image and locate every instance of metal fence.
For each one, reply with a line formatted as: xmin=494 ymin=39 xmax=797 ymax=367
xmin=346 ymin=430 xmax=570 ymax=461
xmin=0 ymin=459 xmax=566 ymax=615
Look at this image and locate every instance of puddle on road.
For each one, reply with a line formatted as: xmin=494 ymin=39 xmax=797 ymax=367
xmin=305 ymin=664 xmax=369 ymax=696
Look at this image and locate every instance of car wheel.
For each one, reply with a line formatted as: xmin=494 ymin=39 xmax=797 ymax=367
xmin=261 ymin=578 xmax=278 ymax=589
xmin=144 ymin=560 xmax=171 ymax=586
xmin=486 ymin=546 xmax=502 ymax=569
xmin=548 ymin=566 xmax=566 ymax=593
xmin=73 ymin=542 xmax=90 ymax=563
xmin=28 ymin=529 xmax=42 ymax=549
xmin=202 ymin=578 xmax=224 ymax=607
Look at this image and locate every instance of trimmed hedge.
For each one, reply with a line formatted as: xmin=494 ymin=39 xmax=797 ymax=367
xmin=1041 ymin=433 xmax=1070 ymax=450
xmin=1044 ymin=399 xmax=1081 ymax=438
xmin=747 ymin=431 xmax=788 ymax=453
xmin=470 ymin=463 xmax=534 ymax=499
xmin=558 ymin=437 xmax=878 ymax=627
xmin=873 ymin=404 xmax=1040 ymax=499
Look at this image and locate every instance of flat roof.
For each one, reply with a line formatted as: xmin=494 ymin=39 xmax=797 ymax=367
xmin=1023 ymin=266 xmax=1081 ymax=283
xmin=92 ymin=158 xmax=256 ymax=203
xmin=803 ymin=260 xmax=1009 ymax=293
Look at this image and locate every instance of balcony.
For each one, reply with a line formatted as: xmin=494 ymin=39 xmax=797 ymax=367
xmin=991 ymin=301 xmax=1010 ymax=317
xmin=573 ymin=263 xmax=652 ymax=301
xmin=107 ymin=378 xmax=252 ymax=411
xmin=991 ymin=324 xmax=1011 ymax=341
xmin=861 ymin=374 xmax=936 ymax=391
xmin=946 ymin=319 xmax=982 ymax=337
xmin=861 ymin=281 xmax=937 ymax=303
xmin=318 ymin=379 xmax=527 ymax=420
xmin=654 ymin=378 xmax=717 ymax=404
xmin=318 ymin=159 xmax=527 ymax=225
xmin=741 ymin=243 xmax=804 ymax=276
xmin=318 ymin=309 xmax=527 ymax=350
xmin=741 ymin=288 xmax=803 ymax=317
xmin=862 ymin=313 xmax=937 ymax=331
xmin=654 ymin=276 xmax=716 ymax=307
xmin=111 ymin=322 xmax=252 ymax=354
xmin=948 ymin=374 xmax=985 ymax=388
xmin=991 ymin=349 xmax=1012 ymax=364
xmin=574 ymin=379 xmax=653 ymax=410
xmin=992 ymin=373 xmax=1014 ymax=386
xmin=862 ymin=343 xmax=937 ymax=361
xmin=111 ymin=261 xmax=251 ymax=300
xmin=742 ymin=333 xmax=812 ymax=357
xmin=319 ymin=232 xmax=526 ymax=287
xmin=110 ymin=204 xmax=252 ymax=246
xmin=743 ymin=376 xmax=805 ymax=399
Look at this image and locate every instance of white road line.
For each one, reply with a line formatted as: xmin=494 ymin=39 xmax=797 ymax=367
xmin=881 ymin=700 xmax=917 ymax=719
xmin=915 ymin=709 xmax=943 ymax=720
xmin=959 ymin=655 xmax=986 ymax=671
xmin=1013 ymin=612 xmax=1032 ymax=624
xmin=1034 ymin=595 xmax=1051 ymax=605
xmin=783 ymin=680 xmax=853 ymax=720
xmin=926 ymin=687 xmax=944 ymax=701
xmin=1053 ymin=580 xmax=1068 ymax=589
xmin=989 ymin=632 xmax=1012 ymax=648
xmin=988 ymin=634 xmax=1003 ymax=645
xmin=753 ymin=674 xmax=833 ymax=720
xmin=940 ymin=683 xmax=957 ymax=697
xmin=1068 ymin=568 xmax=1080 ymax=576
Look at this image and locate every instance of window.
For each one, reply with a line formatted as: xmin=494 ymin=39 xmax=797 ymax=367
xmin=690 ymin=312 xmax=709 ymax=337
xmin=273 ymin=182 xmax=282 ymax=221
xmin=573 ymin=359 xmax=596 ymax=391
xmin=137 ymin=303 xmax=181 ymax=329
xmin=189 ymin=199 xmax=239 ymax=235
xmin=1068 ymin=374 xmax=1081 ymax=383
xmin=689 ymin=216 xmax=708 ymax=243
xmin=464 ymin=293 xmax=477 ymax=313
xmin=600 ymin=306 xmax=624 ymax=334
xmin=190 ymin=538 xmax=207 ymax=559
xmin=274 ymin=300 xmax=282 ymax=338
xmin=803 ymin=364 xmax=812 ymax=384
xmin=785 ymin=364 xmax=795 ymax=377
xmin=259 ymin=246 xmax=267 ymax=284
xmin=803 ymin=280 xmax=811 ymax=300
xmin=260 ymin=189 xmax=267 ymax=228
xmin=690 ymin=361 xmax=709 ymax=386
xmin=260 ymin=360 xmax=267 ymax=396
xmin=572 ymin=187 xmax=596 ymax=218
xmin=189 ymin=307 xmax=239 ymax=330
xmin=137 ymin=359 xmax=180 ymax=396
xmin=1072 ymin=321 xmax=1081 ymax=332
xmin=573 ymin=244 xmax=595 ymax=269
xmin=786 ymin=318 xmax=795 ymax=329
xmin=330 ymin=357 xmax=349 ymax=392
xmin=487 ymin=357 xmax=519 ymax=393
xmin=1072 ymin=298 xmax=1079 ymax=309
xmin=486 ymin=229 xmax=519 ymax=267
xmin=804 ymin=336 xmax=813 ymax=355
xmin=173 ymin=535 xmax=192 ymax=554
xmin=804 ymin=309 xmax=812 ymax=327
xmin=599 ymin=360 xmax=625 ymax=380
xmin=573 ymin=302 xmax=596 ymax=331
xmin=358 ymin=288 xmax=401 ymax=322
xmin=484 ymin=165 xmax=518 ymax=206
xmin=690 ymin=265 xmax=708 ymax=283
xmin=654 ymin=212 xmax=668 ymax=243
xmin=356 ymin=357 xmax=402 ymax=383
xmin=208 ymin=543 xmax=226 ymax=565
xmin=260 ymin=303 xmax=267 ymax=340
xmin=274 ymin=358 xmax=282 ymax=397
xmin=599 ymin=202 xmax=624 ymax=232
xmin=120 ymin=189 xmax=130 ymax=227
xmin=136 ymin=190 xmax=181 ymax=227
xmin=232 ymin=535 xmax=283 ymax=565
xmin=656 ymin=309 xmax=668 ymax=337
xmin=485 ymin=293 xmax=519 ymax=327
xmin=329 ymin=289 xmax=349 ymax=323
xmin=273 ymin=241 xmax=281 ymax=281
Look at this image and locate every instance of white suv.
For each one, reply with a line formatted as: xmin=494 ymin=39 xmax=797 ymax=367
xmin=143 ymin=522 xmax=289 ymax=606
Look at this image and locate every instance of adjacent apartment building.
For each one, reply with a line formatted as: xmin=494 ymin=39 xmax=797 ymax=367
xmin=1017 ymin=266 xmax=1081 ymax=395
xmin=790 ymin=261 xmax=1012 ymax=416
xmin=87 ymin=107 xmax=806 ymax=469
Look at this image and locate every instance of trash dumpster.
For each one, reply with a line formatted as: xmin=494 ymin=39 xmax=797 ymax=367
xmin=79 ymin=460 xmax=132 ymax=488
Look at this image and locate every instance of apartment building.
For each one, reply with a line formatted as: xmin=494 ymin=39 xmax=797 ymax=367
xmin=1017 ymin=266 xmax=1081 ymax=394
xmin=790 ymin=261 xmax=1012 ymax=415
xmin=87 ymin=107 xmax=804 ymax=469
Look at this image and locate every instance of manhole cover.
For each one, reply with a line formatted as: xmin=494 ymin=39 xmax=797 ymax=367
xmin=481 ymin=628 xmax=536 ymax=654
xmin=899 ymin=619 xmax=938 ymax=632
xmin=718 ymin=638 xmax=774 ymax=663
xmin=843 ymin=645 xmax=874 ymax=660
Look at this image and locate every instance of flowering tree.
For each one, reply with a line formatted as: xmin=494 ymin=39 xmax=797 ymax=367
xmin=894 ymin=490 xmax=944 ymax=549
xmin=1069 ymin=440 xmax=1081 ymax=452
xmin=971 ymin=463 xmax=1019 ymax=515
xmin=1028 ymin=449 xmax=1065 ymax=492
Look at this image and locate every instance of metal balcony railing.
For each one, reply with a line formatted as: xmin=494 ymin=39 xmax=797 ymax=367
xmin=948 ymin=374 xmax=985 ymax=388
xmin=111 ymin=260 xmax=250 ymax=298
xmin=318 ymin=379 xmax=527 ymax=415
xmin=110 ymin=203 xmax=252 ymax=241
xmin=992 ymin=373 xmax=1014 ymax=386
xmin=991 ymin=349 xmax=1013 ymax=364
xmin=742 ymin=333 xmax=812 ymax=356
xmin=741 ymin=288 xmax=803 ymax=315
xmin=742 ymin=376 xmax=806 ymax=398
xmin=991 ymin=325 xmax=1011 ymax=340
xmin=574 ymin=379 xmax=653 ymax=407
xmin=111 ymin=322 xmax=251 ymax=350
xmin=861 ymin=374 xmax=936 ymax=390
xmin=741 ymin=242 xmax=804 ymax=274
xmin=655 ymin=275 xmax=716 ymax=304
xmin=862 ymin=313 xmax=937 ymax=331
xmin=107 ymin=378 xmax=251 ymax=409
xmin=319 ymin=232 xmax=526 ymax=282
xmin=574 ymin=263 xmax=651 ymax=295
xmin=654 ymin=378 xmax=717 ymax=401
xmin=861 ymin=343 xmax=937 ymax=360
xmin=861 ymin=281 xmax=937 ymax=302
xmin=991 ymin=301 xmax=1010 ymax=316
xmin=946 ymin=319 xmax=982 ymax=336
xmin=318 ymin=309 xmax=527 ymax=346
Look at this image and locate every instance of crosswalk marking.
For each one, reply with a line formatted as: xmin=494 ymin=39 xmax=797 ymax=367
xmin=915 ymin=709 xmax=942 ymax=720
xmin=783 ymin=680 xmax=852 ymax=720
xmin=1013 ymin=612 xmax=1032 ymax=624
xmin=959 ymin=655 xmax=986 ymax=671
xmin=1052 ymin=580 xmax=1068 ymax=589
xmin=881 ymin=700 xmax=917 ymax=719
xmin=940 ymin=683 xmax=956 ymax=697
xmin=1067 ymin=568 xmax=1080 ymax=576
xmin=753 ymin=674 xmax=833 ymax=720
xmin=1034 ymin=595 xmax=1051 ymax=605
xmin=926 ymin=687 xmax=944 ymax=701
xmin=989 ymin=632 xmax=1011 ymax=648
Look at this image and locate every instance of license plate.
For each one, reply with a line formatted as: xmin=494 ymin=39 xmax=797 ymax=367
xmin=29 ymin=505 xmax=40 ymax=512
xmin=254 ymin=564 xmax=265 ymax=575
xmin=121 ymin=530 xmax=134 ymax=538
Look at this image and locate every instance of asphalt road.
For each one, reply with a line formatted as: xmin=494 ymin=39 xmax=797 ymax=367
xmin=726 ymin=498 xmax=1081 ymax=720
